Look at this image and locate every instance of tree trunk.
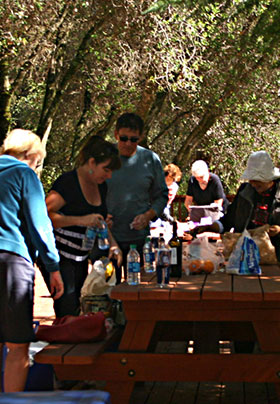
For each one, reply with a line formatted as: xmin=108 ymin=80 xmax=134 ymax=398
xmin=0 ymin=57 xmax=12 ymax=144
xmin=37 ymin=9 xmax=114 ymax=139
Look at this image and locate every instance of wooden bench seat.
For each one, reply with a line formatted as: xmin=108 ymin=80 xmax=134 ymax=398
xmin=35 ymin=327 xmax=122 ymax=366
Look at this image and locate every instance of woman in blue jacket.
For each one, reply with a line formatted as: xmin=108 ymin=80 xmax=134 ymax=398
xmin=0 ymin=129 xmax=64 ymax=392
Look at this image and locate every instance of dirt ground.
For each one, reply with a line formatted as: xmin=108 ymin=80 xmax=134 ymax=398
xmin=33 ymin=266 xmax=55 ymax=325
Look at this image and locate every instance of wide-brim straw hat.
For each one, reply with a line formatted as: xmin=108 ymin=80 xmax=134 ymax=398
xmin=241 ymin=151 xmax=280 ymax=182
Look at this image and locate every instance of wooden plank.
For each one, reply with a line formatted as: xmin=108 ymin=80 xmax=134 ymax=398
xmin=122 ymin=299 xmax=280 ymax=322
xmin=220 ymin=382 xmax=245 ymax=404
xmin=129 ymin=382 xmax=154 ymax=404
xmin=111 ymin=283 xmax=139 ymax=301
xmin=128 ymin=321 xmax=156 ymax=351
xmin=195 ymin=381 xmax=222 ymax=403
xmin=260 ymin=275 xmax=280 ymax=301
xmin=261 ymin=264 xmax=280 ymax=276
xmin=266 ymin=382 xmax=280 ymax=402
xmin=63 ymin=328 xmax=122 ymax=364
xmin=34 ymin=343 xmax=75 ymax=364
xmin=130 ymin=381 xmax=277 ymax=404
xmin=170 ymin=274 xmax=205 ymax=301
xmin=232 ymin=275 xmax=263 ymax=301
xmin=256 ymin=265 xmax=280 ymax=301
xmin=202 ymin=272 xmax=232 ymax=300
xmin=170 ymin=381 xmax=198 ymax=404
xmin=244 ymin=382 xmax=271 ymax=404
xmin=106 ymin=380 xmax=134 ymax=404
xmin=118 ymin=320 xmax=138 ymax=351
xmin=139 ymin=283 xmax=174 ymax=300
xmin=145 ymin=381 xmax=176 ymax=404
xmin=52 ymin=352 xmax=280 ymax=383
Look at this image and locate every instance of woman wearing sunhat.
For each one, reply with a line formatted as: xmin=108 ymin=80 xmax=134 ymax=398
xmin=191 ymin=150 xmax=280 ymax=353
xmin=192 ymin=151 xmax=280 ymax=261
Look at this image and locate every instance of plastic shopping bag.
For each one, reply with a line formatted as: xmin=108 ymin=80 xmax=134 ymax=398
xmin=226 ymin=230 xmax=261 ymax=275
xmin=222 ymin=224 xmax=277 ymax=265
xmin=81 ymin=257 xmax=116 ymax=298
xmin=183 ymin=235 xmax=225 ymax=275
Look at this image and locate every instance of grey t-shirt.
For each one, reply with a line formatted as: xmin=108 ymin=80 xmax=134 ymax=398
xmin=106 ymin=145 xmax=168 ymax=242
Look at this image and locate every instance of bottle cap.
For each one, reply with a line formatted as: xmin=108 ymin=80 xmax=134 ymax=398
xmin=130 ymin=244 xmax=137 ymax=248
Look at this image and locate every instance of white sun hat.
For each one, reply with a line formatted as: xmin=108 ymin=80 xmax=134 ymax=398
xmin=241 ymin=151 xmax=280 ymax=182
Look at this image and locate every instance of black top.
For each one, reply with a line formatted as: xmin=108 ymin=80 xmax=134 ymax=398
xmin=52 ymin=170 xmax=107 ymax=261
xmin=187 ymin=173 xmax=228 ymax=212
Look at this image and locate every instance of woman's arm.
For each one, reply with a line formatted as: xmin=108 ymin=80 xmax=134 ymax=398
xmin=107 ymin=228 xmax=122 ymax=266
xmin=46 ymin=190 xmax=104 ymax=228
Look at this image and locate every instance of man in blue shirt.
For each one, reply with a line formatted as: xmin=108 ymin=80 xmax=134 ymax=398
xmin=106 ymin=113 xmax=168 ymax=283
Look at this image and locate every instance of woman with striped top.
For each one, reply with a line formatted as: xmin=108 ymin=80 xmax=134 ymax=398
xmin=39 ymin=136 xmax=122 ymax=317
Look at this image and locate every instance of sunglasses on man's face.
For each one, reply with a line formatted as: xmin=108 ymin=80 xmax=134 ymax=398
xmin=119 ymin=135 xmax=140 ymax=143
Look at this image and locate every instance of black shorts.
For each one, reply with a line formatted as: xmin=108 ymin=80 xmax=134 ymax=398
xmin=0 ymin=251 xmax=35 ymax=343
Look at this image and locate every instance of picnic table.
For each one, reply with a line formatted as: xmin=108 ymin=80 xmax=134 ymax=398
xmin=35 ymin=264 xmax=280 ymax=404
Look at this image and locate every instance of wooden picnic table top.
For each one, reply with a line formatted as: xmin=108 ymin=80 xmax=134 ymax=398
xmin=111 ymin=264 xmax=280 ymax=305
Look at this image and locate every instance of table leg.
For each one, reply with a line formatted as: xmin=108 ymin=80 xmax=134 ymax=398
xmin=106 ymin=380 xmax=134 ymax=404
xmin=119 ymin=320 xmax=156 ymax=351
xmin=253 ymin=321 xmax=280 ymax=398
xmin=253 ymin=321 xmax=280 ymax=352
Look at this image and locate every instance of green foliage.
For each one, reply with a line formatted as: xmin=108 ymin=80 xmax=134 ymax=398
xmin=0 ymin=0 xmax=279 ymax=194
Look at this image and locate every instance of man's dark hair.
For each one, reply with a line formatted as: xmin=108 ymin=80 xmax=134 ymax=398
xmin=116 ymin=113 xmax=144 ymax=135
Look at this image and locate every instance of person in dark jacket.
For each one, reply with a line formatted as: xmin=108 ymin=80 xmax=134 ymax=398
xmin=191 ymin=150 xmax=280 ymax=353
xmin=192 ymin=151 xmax=280 ymax=261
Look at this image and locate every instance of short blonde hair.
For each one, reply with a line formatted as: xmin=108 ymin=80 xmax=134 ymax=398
xmin=2 ymin=129 xmax=46 ymax=159
xmin=164 ymin=163 xmax=182 ymax=182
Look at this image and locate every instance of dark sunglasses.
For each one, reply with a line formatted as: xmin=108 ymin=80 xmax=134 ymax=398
xmin=119 ymin=135 xmax=140 ymax=143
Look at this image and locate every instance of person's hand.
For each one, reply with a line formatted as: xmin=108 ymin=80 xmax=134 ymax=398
xmin=80 ymin=213 xmax=104 ymax=228
xmin=190 ymin=223 xmax=220 ymax=238
xmin=109 ymin=246 xmax=123 ymax=267
xmin=131 ymin=213 xmax=150 ymax=230
xmin=106 ymin=214 xmax=113 ymax=229
xmin=50 ymin=271 xmax=64 ymax=300
xmin=190 ymin=225 xmax=212 ymax=238
xmin=268 ymin=225 xmax=280 ymax=237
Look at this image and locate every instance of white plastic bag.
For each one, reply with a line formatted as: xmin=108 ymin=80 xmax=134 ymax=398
xmin=81 ymin=257 xmax=116 ymax=298
xmin=183 ymin=236 xmax=225 ymax=275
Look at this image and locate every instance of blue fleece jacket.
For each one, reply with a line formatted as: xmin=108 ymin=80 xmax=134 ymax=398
xmin=0 ymin=155 xmax=59 ymax=272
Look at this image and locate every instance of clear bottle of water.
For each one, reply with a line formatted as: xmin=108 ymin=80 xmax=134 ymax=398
xmin=97 ymin=220 xmax=110 ymax=250
xmin=82 ymin=226 xmax=96 ymax=250
xmin=127 ymin=244 xmax=141 ymax=285
xmin=143 ymin=236 xmax=156 ymax=273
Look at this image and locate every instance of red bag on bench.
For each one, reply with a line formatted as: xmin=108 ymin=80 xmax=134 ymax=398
xmin=36 ymin=312 xmax=107 ymax=343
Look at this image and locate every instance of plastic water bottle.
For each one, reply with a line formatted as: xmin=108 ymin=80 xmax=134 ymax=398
xmin=82 ymin=226 xmax=96 ymax=250
xmin=143 ymin=236 xmax=156 ymax=273
xmin=127 ymin=244 xmax=141 ymax=285
xmin=97 ymin=220 xmax=110 ymax=250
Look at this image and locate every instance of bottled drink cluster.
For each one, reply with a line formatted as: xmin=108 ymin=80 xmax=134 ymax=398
xmin=127 ymin=221 xmax=182 ymax=286
xmin=82 ymin=220 xmax=110 ymax=250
